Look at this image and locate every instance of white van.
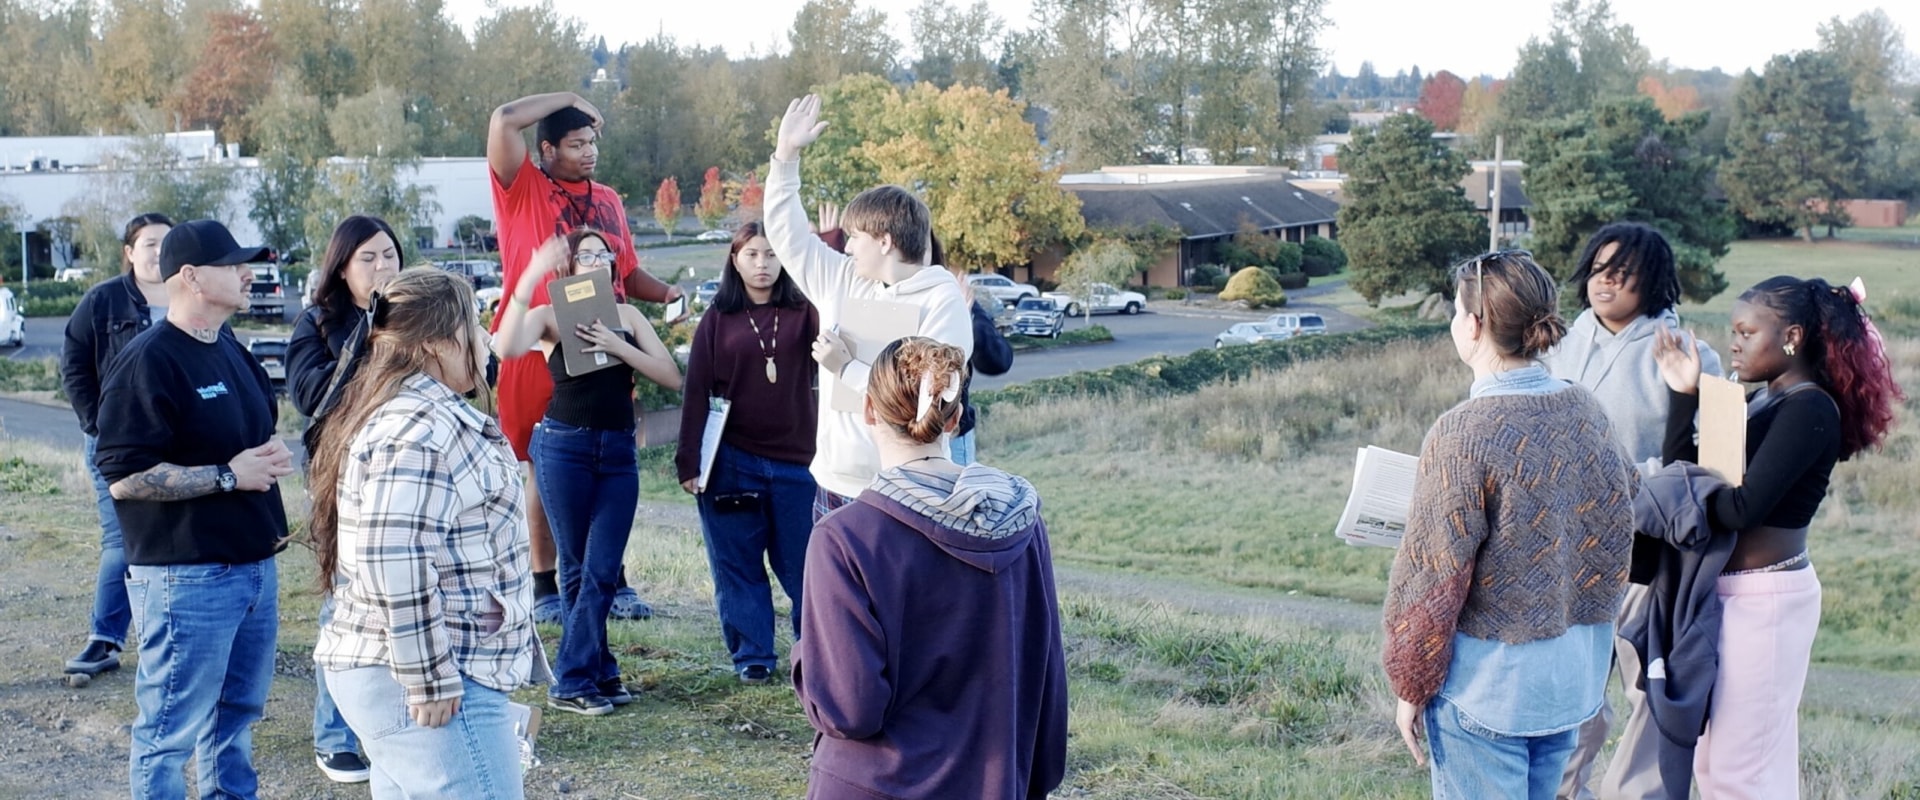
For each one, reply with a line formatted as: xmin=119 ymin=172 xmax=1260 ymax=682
xmin=0 ymin=287 xmax=24 ymax=347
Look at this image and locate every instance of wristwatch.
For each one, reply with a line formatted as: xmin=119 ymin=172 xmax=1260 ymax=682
xmin=216 ymin=464 xmax=237 ymax=493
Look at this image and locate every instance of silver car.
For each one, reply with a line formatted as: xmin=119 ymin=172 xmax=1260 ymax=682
xmin=1263 ymin=313 xmax=1327 ymax=337
xmin=966 ymin=273 xmax=1040 ymax=306
xmin=1215 ymin=322 xmax=1290 ymax=348
xmin=1011 ymin=297 xmax=1065 ymax=338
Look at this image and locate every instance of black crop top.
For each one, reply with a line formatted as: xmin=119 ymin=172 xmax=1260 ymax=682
xmin=544 ymin=334 xmax=637 ymax=431
xmin=1664 ymin=384 xmax=1841 ymax=531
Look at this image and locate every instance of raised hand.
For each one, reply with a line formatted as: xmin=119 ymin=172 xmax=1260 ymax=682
xmin=1653 ymin=326 xmax=1703 ymax=395
xmin=516 ymin=236 xmax=571 ymax=299
xmin=775 ymin=95 xmax=830 ymax=161
xmin=572 ymin=95 xmax=604 ymax=129
xmin=816 ymin=201 xmax=841 ymax=234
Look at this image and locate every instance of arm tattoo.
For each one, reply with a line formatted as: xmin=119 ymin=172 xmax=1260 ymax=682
xmin=110 ymin=464 xmax=221 ymax=502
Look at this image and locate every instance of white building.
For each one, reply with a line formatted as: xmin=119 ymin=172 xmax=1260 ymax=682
xmin=0 ymin=132 xmax=496 ymax=257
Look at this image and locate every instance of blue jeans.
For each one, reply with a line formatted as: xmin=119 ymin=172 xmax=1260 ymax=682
xmin=695 ymin=443 xmax=814 ymax=671
xmin=949 ymin=430 xmax=976 ymax=465
xmin=312 ymin=596 xmax=360 ymax=756
xmin=126 ymin=559 xmax=279 ymax=800
xmin=83 ymin=434 xmax=131 ymax=647
xmin=1425 ymin=697 xmax=1580 ymax=800
xmin=530 ymin=418 xmax=637 ymax=699
xmin=326 ymin=667 xmax=523 ymax=800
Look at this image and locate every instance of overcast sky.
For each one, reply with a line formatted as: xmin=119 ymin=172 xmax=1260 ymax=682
xmin=442 ymin=0 xmax=1919 ymax=79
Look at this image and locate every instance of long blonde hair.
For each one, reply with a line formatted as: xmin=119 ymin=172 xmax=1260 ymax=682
xmin=306 ymin=268 xmax=486 ymax=592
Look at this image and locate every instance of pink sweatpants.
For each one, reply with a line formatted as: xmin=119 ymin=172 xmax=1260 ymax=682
xmin=1694 ymin=566 xmax=1822 ymax=800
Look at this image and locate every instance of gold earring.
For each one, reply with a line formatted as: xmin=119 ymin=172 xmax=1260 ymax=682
xmin=1783 ymin=342 xmax=1796 ymax=356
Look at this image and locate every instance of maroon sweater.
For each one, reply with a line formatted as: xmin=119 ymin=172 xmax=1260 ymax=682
xmin=675 ymin=302 xmax=820 ymax=481
xmin=795 ymin=479 xmax=1068 ymax=800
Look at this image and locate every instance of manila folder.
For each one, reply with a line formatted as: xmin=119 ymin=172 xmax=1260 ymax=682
xmin=828 ymin=298 xmax=922 ymax=413
xmin=1697 ymin=374 xmax=1747 ymax=487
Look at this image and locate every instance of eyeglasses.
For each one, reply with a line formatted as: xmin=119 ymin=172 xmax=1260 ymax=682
xmin=575 ymin=251 xmax=614 ymax=266
xmin=1458 ymin=249 xmax=1533 ymax=321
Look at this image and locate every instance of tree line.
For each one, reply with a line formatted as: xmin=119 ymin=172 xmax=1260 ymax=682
xmin=1337 ymin=0 xmax=1918 ymax=307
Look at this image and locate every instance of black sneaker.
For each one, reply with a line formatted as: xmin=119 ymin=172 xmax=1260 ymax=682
xmin=64 ymin=640 xmax=121 ymax=675
xmin=597 ymin=680 xmax=634 ymax=706
xmin=739 ymin=665 xmax=772 ymax=685
xmin=316 ymin=751 xmax=371 ymax=783
xmin=548 ymin=693 xmax=616 ymax=716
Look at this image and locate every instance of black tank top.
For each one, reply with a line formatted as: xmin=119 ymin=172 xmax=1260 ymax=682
xmin=544 ymin=333 xmax=637 ymax=431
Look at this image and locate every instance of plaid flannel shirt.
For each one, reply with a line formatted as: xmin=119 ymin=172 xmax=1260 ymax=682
xmin=315 ymin=373 xmax=550 ymax=702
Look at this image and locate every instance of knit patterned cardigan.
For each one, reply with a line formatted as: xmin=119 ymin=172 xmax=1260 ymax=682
xmin=1382 ymin=388 xmax=1638 ymax=706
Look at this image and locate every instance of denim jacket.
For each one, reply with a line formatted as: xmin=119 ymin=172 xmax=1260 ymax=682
xmin=61 ymin=273 xmax=159 ymax=435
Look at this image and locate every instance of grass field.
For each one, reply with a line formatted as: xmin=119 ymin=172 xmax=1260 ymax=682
xmin=1 ymin=236 xmax=1915 ymax=797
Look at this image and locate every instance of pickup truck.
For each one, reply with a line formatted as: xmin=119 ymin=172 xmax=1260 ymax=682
xmin=1041 ymin=283 xmax=1147 ymax=317
xmin=248 ymin=264 xmax=289 ymax=321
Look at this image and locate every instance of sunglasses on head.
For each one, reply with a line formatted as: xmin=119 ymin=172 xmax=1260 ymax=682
xmin=1459 ymin=249 xmax=1533 ymax=320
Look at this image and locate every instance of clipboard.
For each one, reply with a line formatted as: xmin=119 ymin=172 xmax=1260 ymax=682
xmin=696 ymin=397 xmax=731 ymax=492
xmin=1697 ymin=374 xmax=1747 ymax=486
xmin=547 ymin=270 xmax=624 ymax=377
xmin=828 ymin=298 xmax=921 ymax=413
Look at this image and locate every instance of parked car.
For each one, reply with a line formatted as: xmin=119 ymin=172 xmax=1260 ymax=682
xmin=247 ymin=264 xmax=289 ymax=320
xmin=437 ymin=260 xmax=502 ymax=289
xmin=1043 ymin=282 xmax=1147 ymax=317
xmin=1263 ymin=312 xmax=1327 ymax=338
xmin=695 ymin=229 xmax=732 ymax=242
xmin=54 ymin=267 xmax=92 ymax=282
xmin=694 ymin=280 xmax=721 ymax=307
xmin=965 ymin=273 xmax=1039 ymax=306
xmin=0 ymin=287 xmax=24 ymax=347
xmin=1215 ymin=322 xmax=1290 ymax=348
xmin=476 ymin=287 xmax=504 ymax=318
xmin=1010 ymin=297 xmax=1065 ymax=339
xmin=248 ymin=337 xmax=290 ymax=394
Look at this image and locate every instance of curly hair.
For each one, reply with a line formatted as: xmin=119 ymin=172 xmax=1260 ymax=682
xmin=868 ymin=337 xmax=970 ymax=445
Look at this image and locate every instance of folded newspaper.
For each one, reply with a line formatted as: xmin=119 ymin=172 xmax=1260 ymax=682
xmin=1334 ymin=446 xmax=1418 ymax=548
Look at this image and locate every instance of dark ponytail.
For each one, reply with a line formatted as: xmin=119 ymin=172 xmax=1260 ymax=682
xmin=1740 ymin=276 xmax=1903 ymax=459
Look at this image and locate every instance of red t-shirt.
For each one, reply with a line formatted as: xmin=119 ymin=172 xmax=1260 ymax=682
xmin=489 ymin=153 xmax=640 ymax=457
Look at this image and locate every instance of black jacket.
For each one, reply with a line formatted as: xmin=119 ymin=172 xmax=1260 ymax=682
xmin=62 ymin=273 xmax=159 ymax=435
xmin=287 ymin=304 xmax=368 ymax=421
xmin=958 ymin=301 xmax=1014 ymax=436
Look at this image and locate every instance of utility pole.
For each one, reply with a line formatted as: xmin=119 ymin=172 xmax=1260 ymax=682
xmin=19 ymin=230 xmax=27 ymax=292
xmin=1488 ymin=134 xmax=1504 ymax=252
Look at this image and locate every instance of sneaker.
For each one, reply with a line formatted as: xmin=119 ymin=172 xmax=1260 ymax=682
xmin=597 ymin=679 xmax=634 ymax=706
xmin=64 ymin=640 xmax=121 ymax=675
xmin=609 ymin=586 xmax=653 ymax=620
xmin=548 ymin=693 xmax=616 ymax=716
xmin=316 ymin=751 xmax=371 ymax=784
xmin=533 ymin=592 xmax=564 ymax=627
xmin=738 ymin=665 xmax=772 ymax=685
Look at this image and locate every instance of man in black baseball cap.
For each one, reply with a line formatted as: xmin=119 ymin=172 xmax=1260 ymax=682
xmin=94 ymin=219 xmax=294 ymax=799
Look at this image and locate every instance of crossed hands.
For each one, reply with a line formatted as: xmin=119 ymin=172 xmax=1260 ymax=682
xmin=230 ymin=439 xmax=294 ymax=492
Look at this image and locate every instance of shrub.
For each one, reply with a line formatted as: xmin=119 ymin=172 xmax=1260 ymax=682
xmin=1164 ymin=288 xmax=1187 ymax=300
xmin=1272 ymin=241 xmax=1303 ymax=274
xmin=1220 ymin=267 xmax=1288 ymax=309
xmin=1210 ymin=274 xmax=1230 ymax=292
xmin=1277 ymin=272 xmax=1310 ymax=291
xmin=1301 ymin=236 xmax=1347 ymax=277
xmin=0 ymin=356 xmax=62 ymax=393
xmin=974 ymin=322 xmax=1447 ymax=408
xmin=1189 ymin=263 xmax=1226 ymax=288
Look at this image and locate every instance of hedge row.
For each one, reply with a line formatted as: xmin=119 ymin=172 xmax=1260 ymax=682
xmin=975 ymin=321 xmax=1448 ymax=408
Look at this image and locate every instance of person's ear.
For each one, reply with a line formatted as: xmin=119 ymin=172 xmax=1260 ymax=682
xmin=878 ymin=233 xmax=894 ymax=258
xmin=1783 ymin=324 xmax=1806 ymax=355
xmin=862 ymin=394 xmax=877 ymax=427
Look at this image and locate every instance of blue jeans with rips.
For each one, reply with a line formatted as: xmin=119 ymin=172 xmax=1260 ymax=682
xmin=83 ymin=434 xmax=131 ymax=648
xmin=695 ymin=443 xmax=814 ymax=672
xmin=312 ymin=596 xmax=361 ymax=756
xmin=530 ymin=418 xmax=638 ymax=700
xmin=126 ymin=558 xmax=279 ymax=800
xmin=1425 ymin=696 xmax=1581 ymax=800
xmin=326 ymin=666 xmax=523 ymax=800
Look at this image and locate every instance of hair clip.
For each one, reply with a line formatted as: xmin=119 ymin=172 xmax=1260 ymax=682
xmin=369 ymin=291 xmax=392 ymax=328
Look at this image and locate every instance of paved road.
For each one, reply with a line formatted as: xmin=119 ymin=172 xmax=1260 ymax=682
xmin=974 ymin=299 xmax=1366 ymax=392
xmin=2 ymin=313 xmax=294 ymax=362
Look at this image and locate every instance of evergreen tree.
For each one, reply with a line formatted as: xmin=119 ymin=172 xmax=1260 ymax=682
xmin=1336 ymin=114 xmax=1483 ymax=305
xmin=1720 ymin=51 xmax=1867 ymax=241
xmin=1521 ymin=97 xmax=1732 ymax=302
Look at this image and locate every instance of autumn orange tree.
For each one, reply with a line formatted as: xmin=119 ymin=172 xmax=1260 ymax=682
xmin=1415 ymin=70 xmax=1467 ymax=131
xmin=694 ymin=167 xmax=728 ymax=231
xmin=654 ymin=177 xmax=683 ymax=239
xmin=737 ymin=171 xmax=765 ymax=216
xmin=168 ymin=10 xmax=278 ymax=144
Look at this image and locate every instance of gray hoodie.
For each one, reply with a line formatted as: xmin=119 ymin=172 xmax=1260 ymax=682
xmin=1542 ymin=309 xmax=1724 ymax=463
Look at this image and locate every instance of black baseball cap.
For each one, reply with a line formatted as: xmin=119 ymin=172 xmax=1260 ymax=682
xmin=159 ymin=220 xmax=273 ymax=281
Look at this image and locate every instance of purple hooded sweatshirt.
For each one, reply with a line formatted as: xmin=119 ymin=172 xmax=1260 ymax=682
xmin=794 ymin=461 xmax=1069 ymax=800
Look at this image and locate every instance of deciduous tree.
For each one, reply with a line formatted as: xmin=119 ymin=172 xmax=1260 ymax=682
xmin=1416 ymin=70 xmax=1467 ymax=131
xmin=909 ymin=0 xmax=1004 ymax=89
xmin=1335 ymin=113 xmax=1482 ymax=305
xmin=785 ymin=0 xmax=896 ymax=95
xmin=695 ymin=167 xmax=729 ymax=230
xmin=655 ymin=177 xmax=683 ymax=239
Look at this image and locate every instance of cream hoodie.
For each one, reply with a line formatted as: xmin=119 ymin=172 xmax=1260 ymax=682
xmin=765 ymin=157 xmax=974 ymax=497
